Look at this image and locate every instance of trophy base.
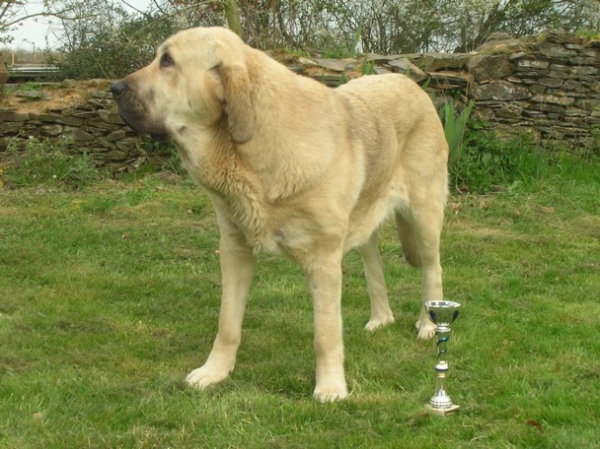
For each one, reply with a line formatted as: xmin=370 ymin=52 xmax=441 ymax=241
xmin=426 ymin=404 xmax=460 ymax=416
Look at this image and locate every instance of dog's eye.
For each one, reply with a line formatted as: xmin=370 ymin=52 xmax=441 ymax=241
xmin=160 ymin=52 xmax=174 ymax=68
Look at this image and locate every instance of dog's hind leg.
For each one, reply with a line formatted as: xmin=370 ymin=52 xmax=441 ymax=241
xmin=396 ymin=207 xmax=444 ymax=340
xmin=186 ymin=224 xmax=256 ymax=389
xmin=358 ymin=232 xmax=395 ymax=331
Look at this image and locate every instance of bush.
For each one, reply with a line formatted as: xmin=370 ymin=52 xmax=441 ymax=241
xmin=56 ymin=3 xmax=179 ymax=79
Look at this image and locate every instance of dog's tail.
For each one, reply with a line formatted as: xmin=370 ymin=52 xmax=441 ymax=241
xmin=395 ymin=213 xmax=421 ymax=268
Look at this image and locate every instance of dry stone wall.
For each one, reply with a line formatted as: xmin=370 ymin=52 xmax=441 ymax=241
xmin=298 ymin=30 xmax=600 ymax=148
xmin=0 ymin=30 xmax=598 ymax=176
xmin=466 ymin=31 xmax=600 ymax=146
xmin=0 ymin=80 xmax=171 ymax=176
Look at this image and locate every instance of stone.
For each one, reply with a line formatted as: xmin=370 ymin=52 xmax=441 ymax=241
xmin=87 ymin=98 xmax=114 ymax=109
xmin=537 ymin=42 xmax=577 ymax=59
xmin=105 ymin=149 xmax=127 ymax=160
xmin=90 ymin=90 xmax=113 ymax=100
xmin=467 ymin=54 xmax=514 ymax=82
xmin=106 ymin=130 xmax=128 ymax=141
xmin=33 ymin=113 xmax=83 ymax=127
xmin=471 ymin=107 xmax=495 ymax=121
xmin=547 ymin=69 xmax=570 ymax=80
xmin=0 ymin=122 xmax=26 ymax=134
xmin=531 ymin=94 xmax=575 ymax=106
xmin=564 ymin=43 xmax=584 ymax=50
xmin=428 ymin=72 xmax=473 ymax=89
xmin=584 ymin=39 xmax=600 ymax=48
xmin=509 ymin=52 xmax=527 ymax=61
xmin=309 ymin=74 xmax=343 ymax=87
xmin=562 ymin=79 xmax=584 ymax=91
xmin=571 ymin=66 xmax=599 ymax=76
xmin=471 ymin=80 xmax=532 ymax=101
xmin=476 ymin=38 xmax=527 ymax=55
xmin=313 ymin=59 xmax=348 ymax=72
xmin=569 ymin=57 xmax=596 ymax=65
xmin=496 ymin=102 xmax=524 ymax=118
xmin=71 ymin=128 xmax=95 ymax=141
xmin=387 ymin=58 xmax=427 ymax=81
xmin=577 ymin=99 xmax=600 ymax=111
xmin=91 ymin=137 xmax=116 ymax=151
xmin=528 ymin=85 xmax=546 ymax=95
xmin=538 ymin=77 xmax=564 ymax=88
xmin=0 ymin=108 xmax=29 ymax=121
xmin=41 ymin=124 xmax=63 ymax=137
xmin=374 ymin=66 xmax=392 ymax=75
xmin=516 ymin=59 xmax=550 ymax=70
xmin=16 ymin=90 xmax=46 ymax=101
xmin=86 ymin=120 xmax=121 ymax=131
xmin=98 ymin=110 xmax=125 ymax=124
xmin=422 ymin=53 xmax=470 ymax=72
xmin=72 ymin=111 xmax=100 ymax=119
xmin=115 ymin=137 xmax=142 ymax=153
xmin=485 ymin=32 xmax=514 ymax=42
xmin=367 ymin=53 xmax=404 ymax=62
xmin=537 ymin=30 xmax=583 ymax=45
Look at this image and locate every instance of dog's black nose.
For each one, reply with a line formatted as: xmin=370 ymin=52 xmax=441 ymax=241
xmin=110 ymin=80 xmax=126 ymax=99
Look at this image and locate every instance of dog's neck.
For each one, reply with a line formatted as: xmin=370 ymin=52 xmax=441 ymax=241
xmin=176 ymin=132 xmax=269 ymax=250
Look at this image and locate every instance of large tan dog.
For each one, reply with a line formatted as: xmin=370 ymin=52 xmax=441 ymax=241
xmin=111 ymin=27 xmax=448 ymax=402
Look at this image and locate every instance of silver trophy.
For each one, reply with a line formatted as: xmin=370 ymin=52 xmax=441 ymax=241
xmin=425 ymin=300 xmax=461 ymax=416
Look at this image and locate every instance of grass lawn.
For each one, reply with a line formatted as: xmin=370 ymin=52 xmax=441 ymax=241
xmin=0 ymin=156 xmax=599 ymax=448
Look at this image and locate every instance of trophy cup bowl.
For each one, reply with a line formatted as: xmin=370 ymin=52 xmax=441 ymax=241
xmin=425 ymin=300 xmax=461 ymax=416
xmin=426 ymin=300 xmax=461 ymax=329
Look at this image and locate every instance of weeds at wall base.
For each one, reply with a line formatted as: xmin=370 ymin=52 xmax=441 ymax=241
xmin=0 ymin=137 xmax=102 ymax=190
xmin=1 ymin=125 xmax=598 ymax=195
xmin=440 ymin=98 xmax=600 ymax=194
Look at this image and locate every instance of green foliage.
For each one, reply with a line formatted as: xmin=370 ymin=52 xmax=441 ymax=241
xmin=143 ymin=137 xmax=185 ymax=176
xmin=438 ymin=99 xmax=583 ymax=194
xmin=450 ymin=128 xmax=551 ymax=193
xmin=442 ymin=99 xmax=474 ymax=172
xmin=1 ymin=137 xmax=101 ymax=189
xmin=360 ymin=56 xmax=376 ymax=75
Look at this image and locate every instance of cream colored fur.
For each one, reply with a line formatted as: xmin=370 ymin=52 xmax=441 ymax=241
xmin=111 ymin=27 xmax=449 ymax=402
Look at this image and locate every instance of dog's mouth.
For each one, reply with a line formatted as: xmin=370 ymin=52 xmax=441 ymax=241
xmin=111 ymin=80 xmax=171 ymax=142
xmin=149 ymin=131 xmax=170 ymax=142
xmin=117 ymin=112 xmax=169 ymax=142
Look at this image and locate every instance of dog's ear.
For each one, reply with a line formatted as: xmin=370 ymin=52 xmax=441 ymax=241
xmin=218 ymin=63 xmax=255 ymax=144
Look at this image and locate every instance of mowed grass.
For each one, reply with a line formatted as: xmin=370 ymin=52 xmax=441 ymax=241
xmin=0 ymin=156 xmax=599 ymax=448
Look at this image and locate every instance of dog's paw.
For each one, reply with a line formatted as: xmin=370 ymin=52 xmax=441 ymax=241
xmin=313 ymin=385 xmax=348 ymax=403
xmin=415 ymin=318 xmax=437 ymax=339
xmin=185 ymin=365 xmax=230 ymax=389
xmin=364 ymin=315 xmax=395 ymax=331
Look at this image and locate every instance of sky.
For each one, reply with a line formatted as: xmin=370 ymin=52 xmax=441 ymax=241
xmin=7 ymin=0 xmax=152 ymax=50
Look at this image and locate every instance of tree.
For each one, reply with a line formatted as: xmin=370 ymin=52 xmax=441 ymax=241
xmin=0 ymin=0 xmax=93 ymax=45
xmin=223 ymin=0 xmax=242 ymax=36
xmin=55 ymin=1 xmax=181 ymax=79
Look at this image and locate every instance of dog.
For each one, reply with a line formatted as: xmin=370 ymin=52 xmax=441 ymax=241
xmin=111 ymin=26 xmax=449 ymax=402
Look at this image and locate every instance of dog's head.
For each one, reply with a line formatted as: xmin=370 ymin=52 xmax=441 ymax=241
xmin=111 ymin=27 xmax=255 ymax=144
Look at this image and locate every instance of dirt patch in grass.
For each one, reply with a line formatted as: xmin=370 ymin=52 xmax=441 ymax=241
xmin=0 ymin=80 xmax=112 ymax=114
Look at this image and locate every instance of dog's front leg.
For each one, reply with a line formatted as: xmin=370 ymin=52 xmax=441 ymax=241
xmin=186 ymin=227 xmax=256 ymax=389
xmin=305 ymin=253 xmax=348 ymax=402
